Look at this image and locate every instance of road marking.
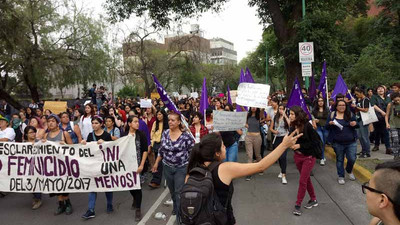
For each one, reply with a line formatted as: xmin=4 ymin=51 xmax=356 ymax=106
xmin=137 ymin=188 xmax=169 ymax=225
xmin=166 ymin=215 xmax=176 ymax=225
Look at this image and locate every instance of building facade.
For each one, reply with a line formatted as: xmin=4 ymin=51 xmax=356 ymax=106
xmin=210 ymin=38 xmax=237 ymax=65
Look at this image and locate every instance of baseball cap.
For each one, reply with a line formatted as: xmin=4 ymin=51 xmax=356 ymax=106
xmin=0 ymin=115 xmax=9 ymax=123
xmin=47 ymin=114 xmax=61 ymax=123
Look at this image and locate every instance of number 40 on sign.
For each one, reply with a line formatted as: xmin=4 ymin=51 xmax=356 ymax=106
xmin=299 ymin=42 xmax=314 ymax=63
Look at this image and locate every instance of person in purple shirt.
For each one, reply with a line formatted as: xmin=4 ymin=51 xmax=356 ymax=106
xmin=152 ymin=112 xmax=194 ymax=223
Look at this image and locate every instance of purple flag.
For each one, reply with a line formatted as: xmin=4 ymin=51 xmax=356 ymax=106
xmin=200 ymin=77 xmax=209 ymax=115
xmin=287 ymin=78 xmax=312 ymax=119
xmin=331 ymin=74 xmax=353 ymax=100
xmin=308 ymin=74 xmax=317 ymax=101
xmin=318 ymin=61 xmax=327 ymax=98
xmin=152 ymin=74 xmax=180 ymax=114
xmin=245 ymin=67 xmax=255 ymax=83
xmin=227 ymin=85 xmax=232 ymax=105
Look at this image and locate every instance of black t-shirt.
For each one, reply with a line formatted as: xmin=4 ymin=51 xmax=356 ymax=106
xmin=220 ymin=131 xmax=236 ymax=148
xmin=87 ymin=131 xmax=112 ymax=142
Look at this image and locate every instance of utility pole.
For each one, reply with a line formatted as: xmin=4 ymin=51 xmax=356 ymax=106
xmin=302 ymin=0 xmax=309 ymax=89
xmin=266 ymin=51 xmax=269 ymax=84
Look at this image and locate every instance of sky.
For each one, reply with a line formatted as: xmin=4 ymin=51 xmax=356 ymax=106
xmin=81 ymin=0 xmax=265 ymax=62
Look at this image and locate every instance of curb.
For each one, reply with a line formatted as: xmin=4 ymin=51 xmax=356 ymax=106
xmin=324 ymin=146 xmax=372 ymax=183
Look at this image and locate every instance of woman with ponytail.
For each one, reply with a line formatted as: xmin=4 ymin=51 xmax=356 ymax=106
xmin=186 ymin=131 xmax=301 ymax=225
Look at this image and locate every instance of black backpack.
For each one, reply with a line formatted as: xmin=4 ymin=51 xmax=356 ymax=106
xmin=180 ymin=162 xmax=232 ymax=225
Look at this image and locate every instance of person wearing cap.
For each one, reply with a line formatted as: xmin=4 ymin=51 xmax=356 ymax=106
xmin=0 ymin=115 xmax=15 ymax=142
xmin=43 ymin=114 xmax=73 ymax=215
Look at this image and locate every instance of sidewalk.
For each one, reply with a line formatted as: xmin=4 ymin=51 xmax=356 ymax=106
xmin=325 ymin=142 xmax=394 ymax=183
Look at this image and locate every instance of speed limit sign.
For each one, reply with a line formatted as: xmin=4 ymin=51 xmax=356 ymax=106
xmin=299 ymin=42 xmax=314 ymax=63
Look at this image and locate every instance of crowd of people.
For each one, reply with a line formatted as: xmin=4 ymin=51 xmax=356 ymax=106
xmin=0 ymin=81 xmax=399 ymax=225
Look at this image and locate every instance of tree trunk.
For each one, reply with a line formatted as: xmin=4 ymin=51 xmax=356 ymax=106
xmin=284 ymin=57 xmax=302 ymax=96
xmin=0 ymin=89 xmax=24 ymax=110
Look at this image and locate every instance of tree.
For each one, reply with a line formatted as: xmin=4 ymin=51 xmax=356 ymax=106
xmin=0 ymin=0 xmax=109 ymax=109
xmin=105 ymin=0 xmax=367 ymax=94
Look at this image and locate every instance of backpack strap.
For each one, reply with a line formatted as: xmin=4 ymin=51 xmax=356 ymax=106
xmin=207 ymin=161 xmax=232 ymax=209
xmin=207 ymin=161 xmax=221 ymax=172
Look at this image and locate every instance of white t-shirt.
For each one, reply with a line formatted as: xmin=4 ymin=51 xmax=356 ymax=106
xmin=0 ymin=127 xmax=16 ymax=141
xmin=79 ymin=115 xmax=93 ymax=140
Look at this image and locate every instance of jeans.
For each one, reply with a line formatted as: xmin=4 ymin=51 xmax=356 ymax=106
xmin=245 ymin=134 xmax=262 ymax=163
xmin=151 ymin=143 xmax=163 ymax=185
xmin=333 ymin=142 xmax=357 ymax=178
xmin=96 ymin=98 xmax=102 ymax=111
xmin=357 ymin=120 xmax=370 ymax=154
xmin=373 ymin=121 xmax=390 ymax=149
xmin=163 ymin=163 xmax=187 ymax=221
xmin=294 ymin=153 xmax=316 ymax=206
xmin=389 ymin=128 xmax=400 ymax=159
xmin=225 ymin=142 xmax=238 ymax=162
xmin=273 ymin=136 xmax=287 ymax=174
xmin=88 ymin=192 xmax=113 ymax=211
xmin=317 ymin=126 xmax=329 ymax=159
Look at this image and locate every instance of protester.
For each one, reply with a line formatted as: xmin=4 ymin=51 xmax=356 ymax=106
xmin=29 ymin=116 xmax=45 ymax=139
xmin=152 ymin=112 xmax=195 ymax=222
xmin=125 ymin=115 xmax=148 ymax=221
xmin=143 ymin=106 xmax=157 ymax=133
xmin=149 ymin=109 xmax=169 ymax=188
xmin=245 ymin=107 xmax=264 ymax=181
xmin=205 ymin=109 xmax=214 ymax=132
xmin=185 ymin=132 xmax=301 ymax=224
xmin=219 ymin=104 xmax=242 ymax=162
xmin=104 ymin=116 xmax=120 ymax=140
xmin=189 ymin=111 xmax=209 ymax=143
xmin=270 ymin=104 xmax=290 ymax=184
xmin=43 ymin=114 xmax=73 ymax=215
xmin=289 ymin=106 xmax=320 ymax=216
xmin=386 ymin=92 xmax=400 ymax=160
xmin=1 ymin=100 xmax=11 ymax=121
xmin=326 ymin=100 xmax=359 ymax=184
xmin=312 ymin=97 xmax=330 ymax=165
xmin=370 ymin=85 xmax=391 ymax=154
xmin=354 ymin=87 xmax=371 ymax=158
xmin=29 ymin=100 xmax=39 ymax=109
xmin=79 ymin=103 xmax=95 ymax=140
xmin=89 ymin=84 xmax=97 ymax=105
xmin=0 ymin=115 xmax=15 ymax=142
xmin=108 ymin=107 xmax=122 ymax=128
xmin=81 ymin=116 xmax=113 ymax=219
xmin=26 ymin=107 xmax=34 ymax=119
xmin=59 ymin=112 xmax=80 ymax=144
xmin=40 ymin=115 xmax=48 ymax=131
xmin=36 ymin=108 xmax=43 ymax=118
xmin=364 ymin=161 xmax=400 ymax=225
xmin=23 ymin=126 xmax=43 ymax=209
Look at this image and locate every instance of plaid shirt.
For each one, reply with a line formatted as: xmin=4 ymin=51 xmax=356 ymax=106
xmin=189 ymin=124 xmax=209 ymax=140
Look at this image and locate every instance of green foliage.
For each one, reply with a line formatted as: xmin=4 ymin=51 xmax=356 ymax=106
xmin=117 ymin=85 xmax=137 ymax=98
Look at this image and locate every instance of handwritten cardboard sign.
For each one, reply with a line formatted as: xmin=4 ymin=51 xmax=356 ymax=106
xmin=140 ymin=99 xmax=152 ymax=108
xmin=213 ymin=110 xmax=247 ymax=131
xmin=236 ymin=83 xmax=270 ymax=108
xmin=43 ymin=101 xmax=68 ymax=114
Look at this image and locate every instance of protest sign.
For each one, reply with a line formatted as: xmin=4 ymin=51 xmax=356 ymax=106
xmin=213 ymin=110 xmax=247 ymax=131
xmin=43 ymin=101 xmax=67 ymax=114
xmin=236 ymin=83 xmax=270 ymax=108
xmin=0 ymin=136 xmax=140 ymax=193
xmin=150 ymin=92 xmax=160 ymax=100
xmin=190 ymin=92 xmax=199 ymax=99
xmin=140 ymin=99 xmax=152 ymax=108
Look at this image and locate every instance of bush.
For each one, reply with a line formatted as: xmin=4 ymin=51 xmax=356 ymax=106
xmin=117 ymin=85 xmax=137 ymax=98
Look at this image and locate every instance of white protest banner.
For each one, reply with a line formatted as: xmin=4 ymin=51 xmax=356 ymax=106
xmin=140 ymin=99 xmax=152 ymax=108
xmin=236 ymin=83 xmax=270 ymax=108
xmin=213 ymin=110 xmax=247 ymax=131
xmin=0 ymin=136 xmax=140 ymax=193
xmin=190 ymin=92 xmax=199 ymax=98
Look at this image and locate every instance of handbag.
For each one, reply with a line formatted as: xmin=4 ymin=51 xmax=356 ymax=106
xmin=360 ymin=104 xmax=378 ymax=125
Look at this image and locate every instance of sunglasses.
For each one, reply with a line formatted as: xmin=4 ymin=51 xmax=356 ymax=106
xmin=362 ymin=182 xmax=397 ymax=205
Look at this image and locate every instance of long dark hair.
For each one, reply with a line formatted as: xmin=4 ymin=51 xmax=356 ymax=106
xmin=187 ymin=133 xmax=222 ymax=173
xmin=333 ymin=100 xmax=352 ymax=121
xmin=155 ymin=109 xmax=169 ymax=132
xmin=190 ymin=111 xmax=203 ymax=125
xmin=125 ymin=115 xmax=139 ymax=134
xmin=274 ymin=104 xmax=289 ymax=130
xmin=312 ymin=97 xmax=328 ymax=116
xmin=247 ymin=107 xmax=261 ymax=120
xmin=289 ymin=106 xmax=308 ymax=132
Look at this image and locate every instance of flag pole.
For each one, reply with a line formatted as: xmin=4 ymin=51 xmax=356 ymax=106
xmin=325 ymin=73 xmax=329 ymax=108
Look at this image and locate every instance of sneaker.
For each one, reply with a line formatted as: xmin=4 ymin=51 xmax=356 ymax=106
xmin=359 ymin=154 xmax=367 ymax=158
xmin=278 ymin=173 xmax=283 ymax=178
xmin=54 ymin=202 xmax=66 ymax=215
xmin=172 ymin=210 xmax=176 ymax=215
xmin=366 ymin=154 xmax=371 ymax=158
xmin=135 ymin=209 xmax=142 ymax=222
xmin=282 ymin=176 xmax=287 ymax=184
xmin=164 ymin=199 xmax=173 ymax=206
xmin=293 ymin=205 xmax=302 ymax=216
xmin=372 ymin=146 xmax=379 ymax=152
xmin=65 ymin=202 xmax=73 ymax=215
xmin=320 ymin=159 xmax=325 ymax=166
xmin=32 ymin=199 xmax=42 ymax=210
xmin=148 ymin=182 xmax=160 ymax=189
xmin=386 ymin=148 xmax=393 ymax=155
xmin=348 ymin=172 xmax=356 ymax=181
xmin=338 ymin=177 xmax=345 ymax=185
xmin=107 ymin=204 xmax=114 ymax=214
xmin=82 ymin=210 xmax=95 ymax=219
xmin=259 ymin=172 xmax=264 ymax=176
xmin=304 ymin=200 xmax=318 ymax=209
xmin=245 ymin=176 xmax=251 ymax=181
